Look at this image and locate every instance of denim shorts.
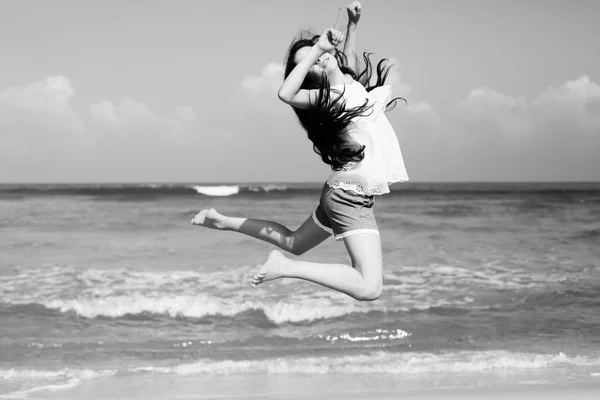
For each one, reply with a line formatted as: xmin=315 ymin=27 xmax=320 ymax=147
xmin=312 ymin=183 xmax=379 ymax=241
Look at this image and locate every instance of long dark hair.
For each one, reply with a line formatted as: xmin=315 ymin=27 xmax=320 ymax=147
xmin=284 ymin=32 xmax=405 ymax=171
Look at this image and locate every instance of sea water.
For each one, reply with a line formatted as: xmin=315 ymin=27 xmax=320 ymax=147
xmin=1 ymin=182 xmax=599 ymax=397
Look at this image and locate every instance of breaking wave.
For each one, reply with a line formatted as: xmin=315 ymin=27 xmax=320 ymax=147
xmin=189 ymin=185 xmax=240 ymax=196
xmin=130 ymin=350 xmax=600 ymax=375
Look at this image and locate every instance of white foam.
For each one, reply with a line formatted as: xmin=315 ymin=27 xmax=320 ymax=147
xmin=0 ymin=368 xmax=116 ymax=380
xmin=248 ymin=184 xmax=289 ymax=192
xmin=2 ymin=266 xmax=378 ymax=323
xmin=0 ymin=264 xmax=490 ymax=324
xmin=318 ymin=329 xmax=411 ymax=343
xmin=38 ymin=294 xmax=365 ymax=323
xmin=189 ymin=185 xmax=239 ymax=196
xmin=0 ymin=378 xmax=81 ymax=399
xmin=0 ymin=369 xmax=116 ymax=399
xmin=0 ymin=262 xmax=574 ymax=325
xmin=129 ymin=351 xmax=600 ymax=376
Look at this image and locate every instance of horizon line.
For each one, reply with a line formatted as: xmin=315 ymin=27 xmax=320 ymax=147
xmin=1 ymin=180 xmax=600 ymax=186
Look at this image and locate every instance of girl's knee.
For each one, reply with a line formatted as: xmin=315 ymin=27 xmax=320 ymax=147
xmin=355 ymin=281 xmax=382 ymax=301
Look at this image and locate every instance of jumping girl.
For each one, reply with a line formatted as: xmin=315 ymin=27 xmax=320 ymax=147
xmin=192 ymin=1 xmax=409 ymax=301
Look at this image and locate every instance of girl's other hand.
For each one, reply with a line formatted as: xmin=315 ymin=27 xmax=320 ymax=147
xmin=346 ymin=1 xmax=362 ymax=24
xmin=317 ymin=28 xmax=345 ymax=52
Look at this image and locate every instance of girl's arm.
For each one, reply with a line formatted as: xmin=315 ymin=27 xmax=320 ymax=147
xmin=342 ymin=1 xmax=361 ymax=72
xmin=278 ymin=29 xmax=344 ymax=109
xmin=277 ymin=45 xmax=324 ymax=109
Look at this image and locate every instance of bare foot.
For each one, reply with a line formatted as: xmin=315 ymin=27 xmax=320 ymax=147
xmin=191 ymin=209 xmax=228 ymax=230
xmin=250 ymin=250 xmax=286 ymax=288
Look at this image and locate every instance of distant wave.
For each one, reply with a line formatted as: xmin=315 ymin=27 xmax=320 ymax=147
xmin=0 ymin=183 xmax=299 ymax=199
xmin=188 ymin=185 xmax=240 ymax=196
xmin=2 ymin=182 xmax=599 ymax=200
xmin=189 ymin=184 xmax=289 ymax=196
xmin=247 ymin=184 xmax=289 ymax=192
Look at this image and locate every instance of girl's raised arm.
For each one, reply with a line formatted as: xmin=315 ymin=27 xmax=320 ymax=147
xmin=343 ymin=1 xmax=361 ymax=72
xmin=278 ymin=29 xmax=344 ymax=109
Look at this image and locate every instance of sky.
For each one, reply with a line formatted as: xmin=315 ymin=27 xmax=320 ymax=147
xmin=1 ymin=0 xmax=599 ymax=183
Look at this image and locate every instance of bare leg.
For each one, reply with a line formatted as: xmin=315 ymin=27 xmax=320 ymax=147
xmin=191 ymin=209 xmax=331 ymax=255
xmin=250 ymin=233 xmax=383 ymax=301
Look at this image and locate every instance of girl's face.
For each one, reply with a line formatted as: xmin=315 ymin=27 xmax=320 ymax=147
xmin=293 ymin=46 xmax=338 ymax=82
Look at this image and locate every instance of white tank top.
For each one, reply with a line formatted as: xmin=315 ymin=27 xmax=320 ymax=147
xmin=326 ymin=81 xmax=409 ymax=195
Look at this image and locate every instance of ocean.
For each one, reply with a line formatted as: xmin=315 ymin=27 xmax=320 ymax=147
xmin=1 ymin=182 xmax=599 ymax=398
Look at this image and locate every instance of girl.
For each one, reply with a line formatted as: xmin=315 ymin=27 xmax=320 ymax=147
xmin=192 ymin=2 xmax=408 ymax=301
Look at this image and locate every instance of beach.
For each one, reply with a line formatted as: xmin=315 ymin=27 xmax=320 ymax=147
xmin=1 ymin=182 xmax=599 ymax=399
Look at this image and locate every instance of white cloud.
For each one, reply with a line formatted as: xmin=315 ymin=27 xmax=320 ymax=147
xmin=241 ymin=62 xmax=284 ymax=95
xmin=534 ymin=75 xmax=600 ymax=107
xmin=2 ymin=71 xmax=597 ymax=182
xmin=405 ymin=101 xmax=434 ymax=114
xmin=89 ymin=98 xmax=186 ymax=133
xmin=176 ymin=106 xmax=197 ymax=123
xmin=459 ymin=87 xmax=527 ymax=114
xmin=382 ymin=58 xmax=413 ymax=99
xmin=456 ymin=75 xmax=600 ymax=138
xmin=457 ymin=87 xmax=533 ymax=139
xmin=0 ymin=76 xmax=85 ymax=132
xmin=532 ymin=75 xmax=600 ymax=133
xmin=0 ymin=76 xmax=203 ymax=182
xmin=426 ymin=75 xmax=600 ymax=181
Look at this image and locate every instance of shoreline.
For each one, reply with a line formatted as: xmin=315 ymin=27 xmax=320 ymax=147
xmin=13 ymin=372 xmax=599 ymax=400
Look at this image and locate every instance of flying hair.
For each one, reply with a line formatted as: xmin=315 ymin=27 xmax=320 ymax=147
xmin=283 ymin=21 xmax=406 ymax=171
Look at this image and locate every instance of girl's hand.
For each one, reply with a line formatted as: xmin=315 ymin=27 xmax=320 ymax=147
xmin=346 ymin=1 xmax=362 ymax=24
xmin=316 ymin=28 xmax=345 ymax=52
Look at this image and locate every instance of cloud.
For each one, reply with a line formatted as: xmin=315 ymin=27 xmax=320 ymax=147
xmin=534 ymin=75 xmax=600 ymax=108
xmin=383 ymin=58 xmax=413 ymax=99
xmin=405 ymin=101 xmax=434 ymax=115
xmin=532 ymin=75 xmax=600 ymax=133
xmin=456 ymin=75 xmax=600 ymax=138
xmin=0 ymin=77 xmax=91 ymax=182
xmin=0 ymin=76 xmax=85 ymax=132
xmin=2 ymin=72 xmax=597 ymax=182
xmin=421 ymin=75 xmax=600 ymax=181
xmin=0 ymin=76 xmax=202 ymax=182
xmin=176 ymin=106 xmax=197 ymax=123
xmin=241 ymin=62 xmax=284 ymax=95
xmin=459 ymin=87 xmax=527 ymax=113
xmin=89 ymin=98 xmax=188 ymax=133
xmin=457 ymin=87 xmax=533 ymax=140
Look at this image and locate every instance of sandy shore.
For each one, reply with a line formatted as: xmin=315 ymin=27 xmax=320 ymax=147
xmin=18 ymin=372 xmax=599 ymax=400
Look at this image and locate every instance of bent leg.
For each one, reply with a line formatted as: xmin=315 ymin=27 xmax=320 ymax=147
xmin=192 ymin=209 xmax=331 ymax=255
xmin=250 ymin=233 xmax=383 ymax=301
